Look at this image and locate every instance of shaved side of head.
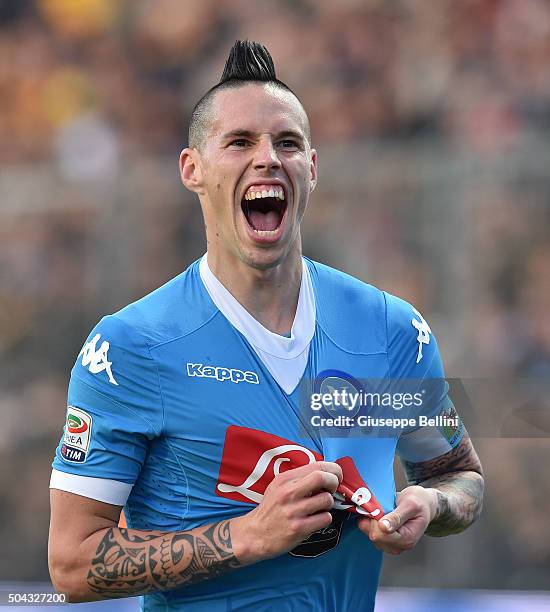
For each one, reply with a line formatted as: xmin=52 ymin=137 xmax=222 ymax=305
xmin=188 ymin=40 xmax=310 ymax=151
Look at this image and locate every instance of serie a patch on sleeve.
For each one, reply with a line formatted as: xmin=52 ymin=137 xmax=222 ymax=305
xmin=61 ymin=406 xmax=93 ymax=463
xmin=438 ymin=402 xmax=464 ymax=449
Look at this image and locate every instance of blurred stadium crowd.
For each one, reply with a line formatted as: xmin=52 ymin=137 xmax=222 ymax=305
xmin=1 ymin=0 xmax=549 ymax=591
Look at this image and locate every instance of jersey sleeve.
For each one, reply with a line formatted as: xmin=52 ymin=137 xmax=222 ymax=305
xmin=50 ymin=313 xmax=163 ymax=505
xmin=384 ymin=293 xmax=464 ymax=463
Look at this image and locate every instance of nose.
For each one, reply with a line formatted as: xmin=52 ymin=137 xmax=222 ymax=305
xmin=253 ymin=138 xmax=281 ymax=171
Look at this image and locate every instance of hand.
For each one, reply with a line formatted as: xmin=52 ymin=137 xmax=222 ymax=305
xmin=357 ymin=485 xmax=438 ymax=555
xmin=231 ymin=461 xmax=343 ymax=563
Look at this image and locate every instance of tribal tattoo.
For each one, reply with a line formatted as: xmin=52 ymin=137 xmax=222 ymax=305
xmin=403 ymin=434 xmax=484 ymax=537
xmin=86 ymin=520 xmax=241 ymax=598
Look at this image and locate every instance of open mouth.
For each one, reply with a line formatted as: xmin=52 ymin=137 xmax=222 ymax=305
xmin=241 ymin=185 xmax=287 ymax=235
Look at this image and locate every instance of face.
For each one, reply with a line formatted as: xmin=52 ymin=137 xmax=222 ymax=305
xmin=180 ymin=84 xmax=317 ymax=271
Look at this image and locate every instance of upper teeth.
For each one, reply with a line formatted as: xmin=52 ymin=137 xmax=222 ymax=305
xmin=244 ymin=186 xmax=285 ymax=200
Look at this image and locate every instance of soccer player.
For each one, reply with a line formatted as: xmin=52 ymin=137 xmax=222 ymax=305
xmin=48 ymin=41 xmax=484 ymax=611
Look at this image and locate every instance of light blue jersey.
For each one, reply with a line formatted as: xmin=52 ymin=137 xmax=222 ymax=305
xmin=51 ymin=257 xmax=462 ymax=611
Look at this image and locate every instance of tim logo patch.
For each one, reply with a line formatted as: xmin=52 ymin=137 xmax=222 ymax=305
xmin=61 ymin=406 xmax=92 ymax=463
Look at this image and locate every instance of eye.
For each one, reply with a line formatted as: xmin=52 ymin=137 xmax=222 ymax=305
xmin=229 ymin=139 xmax=250 ymax=147
xmin=279 ymin=138 xmax=304 ymax=151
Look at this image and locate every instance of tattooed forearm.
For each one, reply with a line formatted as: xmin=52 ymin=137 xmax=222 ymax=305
xmin=86 ymin=520 xmax=241 ymax=598
xmin=421 ymin=471 xmax=483 ymax=536
xmin=403 ymin=434 xmax=484 ymax=537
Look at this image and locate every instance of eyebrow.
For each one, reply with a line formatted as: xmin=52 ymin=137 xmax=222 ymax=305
xmin=221 ymin=129 xmax=305 ymax=142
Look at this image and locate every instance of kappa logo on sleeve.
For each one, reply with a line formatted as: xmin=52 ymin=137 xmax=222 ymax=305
xmin=79 ymin=333 xmax=118 ymax=385
xmin=411 ymin=307 xmax=432 ymax=364
xmin=61 ymin=407 xmax=92 ymax=463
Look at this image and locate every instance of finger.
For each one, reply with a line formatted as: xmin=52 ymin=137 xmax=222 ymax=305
xmin=356 ymin=517 xmax=372 ymax=536
xmin=295 ymin=491 xmax=334 ymax=517
xmin=369 ymin=516 xmax=402 ymax=541
xmin=368 ymin=526 xmax=409 ymax=554
xmin=357 ymin=518 xmax=409 ymax=554
xmin=377 ymin=544 xmax=406 ymax=555
xmin=291 ymin=469 xmax=340 ymax=499
xmin=373 ymin=537 xmax=414 ymax=555
xmin=282 ymin=461 xmax=343 ymax=485
xmin=356 ymin=517 xmax=399 ymax=541
xmin=356 ymin=516 xmax=394 ymax=539
xmin=299 ymin=511 xmax=333 ymax=535
xmin=379 ymin=515 xmax=398 ymax=534
xmin=365 ymin=528 xmax=402 ymax=554
xmin=379 ymin=501 xmax=420 ymax=534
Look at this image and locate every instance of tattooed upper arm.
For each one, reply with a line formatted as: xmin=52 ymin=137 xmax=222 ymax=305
xmin=402 ymin=433 xmax=483 ymax=486
xmin=400 ymin=433 xmax=484 ymax=536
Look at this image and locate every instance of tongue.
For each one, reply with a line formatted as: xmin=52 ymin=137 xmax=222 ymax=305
xmin=249 ymin=210 xmax=280 ymax=232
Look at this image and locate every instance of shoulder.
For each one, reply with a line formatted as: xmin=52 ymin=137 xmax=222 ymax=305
xmin=71 ymin=259 xmax=217 ymax=391
xmin=306 ymin=258 xmax=438 ymax=367
xmin=383 ymin=292 xmax=443 ymax=379
xmin=306 ymin=258 xmax=387 ymax=353
xmin=108 ymin=258 xmax=218 ymax=349
xmin=306 ymin=258 xmax=386 ymax=308
xmin=383 ymin=291 xmax=429 ymax=343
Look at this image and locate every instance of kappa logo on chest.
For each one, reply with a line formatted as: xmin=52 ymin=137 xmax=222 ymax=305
xmin=186 ymin=363 xmax=259 ymax=384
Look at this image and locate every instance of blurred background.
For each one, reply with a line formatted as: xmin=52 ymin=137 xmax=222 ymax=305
xmin=1 ymin=0 xmax=549 ymax=609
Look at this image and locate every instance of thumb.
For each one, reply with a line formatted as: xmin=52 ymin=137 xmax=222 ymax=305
xmin=379 ymin=510 xmax=403 ymax=534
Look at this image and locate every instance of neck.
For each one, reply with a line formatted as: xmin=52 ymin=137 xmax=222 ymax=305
xmin=206 ymin=248 xmax=303 ymax=335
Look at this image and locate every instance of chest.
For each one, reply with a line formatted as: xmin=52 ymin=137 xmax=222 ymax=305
xmin=155 ymin=324 xmax=390 ymax=438
xmin=144 ymin=324 xmax=397 ymax=518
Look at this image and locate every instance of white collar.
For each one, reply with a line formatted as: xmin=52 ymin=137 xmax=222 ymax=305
xmin=199 ymin=254 xmax=316 ymax=360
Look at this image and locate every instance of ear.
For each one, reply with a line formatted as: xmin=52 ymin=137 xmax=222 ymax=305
xmin=309 ymin=148 xmax=318 ymax=193
xmin=179 ymin=148 xmax=204 ymax=194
